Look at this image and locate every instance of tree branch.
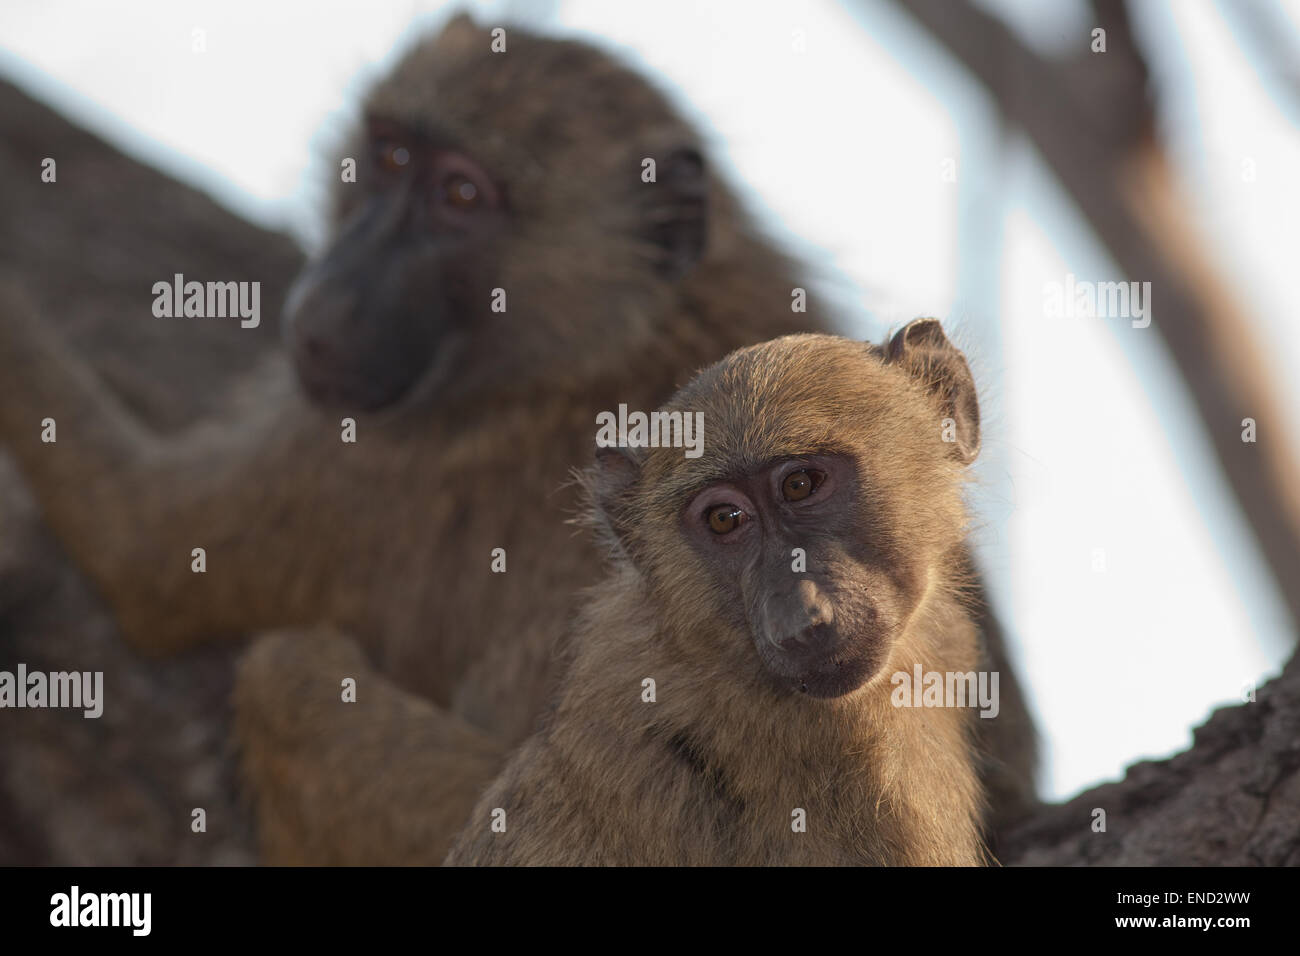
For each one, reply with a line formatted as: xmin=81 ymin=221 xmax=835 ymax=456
xmin=1001 ymin=648 xmax=1300 ymax=865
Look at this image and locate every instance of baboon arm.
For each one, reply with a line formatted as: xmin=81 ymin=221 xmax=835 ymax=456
xmin=0 ymin=283 xmax=305 ymax=652
xmin=0 ymin=282 xmax=161 ymax=472
xmin=234 ymin=629 xmax=508 ymax=865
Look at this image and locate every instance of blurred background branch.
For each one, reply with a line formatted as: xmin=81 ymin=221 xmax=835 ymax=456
xmin=881 ymin=0 xmax=1300 ymax=638
xmin=1222 ymin=0 xmax=1300 ymax=122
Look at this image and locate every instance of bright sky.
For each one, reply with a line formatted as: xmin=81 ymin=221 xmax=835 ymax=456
xmin=2 ymin=0 xmax=1296 ymax=800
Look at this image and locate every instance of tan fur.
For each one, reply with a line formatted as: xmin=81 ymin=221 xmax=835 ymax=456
xmin=234 ymin=629 xmax=507 ymax=865
xmin=447 ymin=334 xmax=986 ymax=866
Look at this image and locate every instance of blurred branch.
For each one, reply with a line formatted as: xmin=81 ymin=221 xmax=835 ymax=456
xmin=882 ymin=0 xmax=1300 ymax=641
xmin=1221 ymin=0 xmax=1300 ymax=126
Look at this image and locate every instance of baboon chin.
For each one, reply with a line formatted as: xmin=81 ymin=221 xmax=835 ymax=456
xmin=447 ymin=321 xmax=989 ymax=866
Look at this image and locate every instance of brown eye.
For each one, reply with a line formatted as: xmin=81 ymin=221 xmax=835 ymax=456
xmin=377 ymin=142 xmax=411 ymax=172
xmin=444 ymin=174 xmax=480 ymax=208
xmin=782 ymin=469 xmax=823 ymax=502
xmin=706 ymin=504 xmax=744 ymax=535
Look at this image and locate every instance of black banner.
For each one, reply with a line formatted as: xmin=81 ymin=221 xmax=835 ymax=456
xmin=0 ymin=866 xmax=1280 ymax=943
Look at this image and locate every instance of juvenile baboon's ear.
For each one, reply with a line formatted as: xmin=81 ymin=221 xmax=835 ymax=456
xmin=586 ymin=446 xmax=645 ymax=556
xmin=645 ymin=146 xmax=708 ymax=278
xmin=885 ymin=318 xmax=981 ymax=464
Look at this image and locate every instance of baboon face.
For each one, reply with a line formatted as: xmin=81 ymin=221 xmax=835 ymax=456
xmin=284 ymin=14 xmax=708 ymax=412
xmin=283 ymin=115 xmax=507 ymax=411
xmin=593 ymin=325 xmax=980 ymax=701
xmin=679 ymin=452 xmax=913 ymax=698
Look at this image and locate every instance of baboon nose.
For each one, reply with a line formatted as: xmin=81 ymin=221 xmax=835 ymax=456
xmin=797 ymin=579 xmax=834 ymax=627
xmin=767 ymin=581 xmax=837 ymax=655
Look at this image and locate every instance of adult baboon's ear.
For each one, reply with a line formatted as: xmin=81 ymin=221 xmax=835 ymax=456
xmin=885 ymin=318 xmax=981 ymax=464
xmin=645 ymin=146 xmax=708 ymax=279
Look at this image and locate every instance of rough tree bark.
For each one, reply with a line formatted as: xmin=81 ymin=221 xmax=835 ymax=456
xmin=0 ymin=69 xmax=1293 ymax=866
xmin=1001 ymin=648 xmax=1299 ymax=866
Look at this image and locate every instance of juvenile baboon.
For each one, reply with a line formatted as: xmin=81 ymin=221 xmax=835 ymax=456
xmin=0 ymin=16 xmax=1034 ymax=862
xmin=447 ymin=323 xmax=988 ymax=866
